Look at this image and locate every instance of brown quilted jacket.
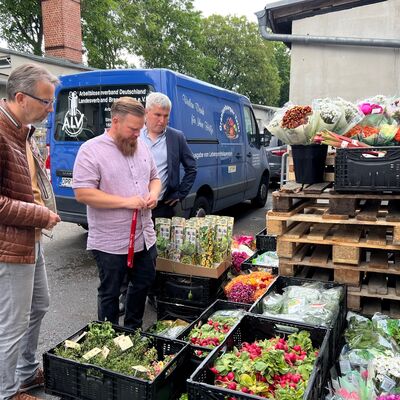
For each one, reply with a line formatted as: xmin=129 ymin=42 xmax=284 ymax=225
xmin=0 ymin=100 xmax=52 ymax=264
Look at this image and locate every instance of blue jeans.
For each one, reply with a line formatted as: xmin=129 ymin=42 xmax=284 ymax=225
xmin=0 ymin=241 xmax=49 ymax=400
xmin=92 ymin=245 xmax=157 ymax=330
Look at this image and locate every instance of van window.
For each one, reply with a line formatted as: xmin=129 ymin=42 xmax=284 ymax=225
xmin=54 ymin=84 xmax=152 ymax=142
xmin=244 ymin=106 xmax=260 ymax=149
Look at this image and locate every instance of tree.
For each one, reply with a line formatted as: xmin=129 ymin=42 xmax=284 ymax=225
xmin=0 ymin=0 xmax=43 ymax=55
xmin=81 ymin=0 xmax=134 ymax=68
xmin=199 ymin=15 xmax=282 ymax=107
xmin=273 ymin=42 xmax=291 ymax=106
xmin=128 ymin=0 xmax=210 ymax=79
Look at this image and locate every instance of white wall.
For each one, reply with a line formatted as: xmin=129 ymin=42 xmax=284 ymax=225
xmin=289 ymin=0 xmax=400 ymax=104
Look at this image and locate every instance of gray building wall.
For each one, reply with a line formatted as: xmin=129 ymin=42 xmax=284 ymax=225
xmin=289 ymin=0 xmax=400 ymax=104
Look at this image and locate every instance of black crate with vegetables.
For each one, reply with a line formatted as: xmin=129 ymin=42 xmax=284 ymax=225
xmin=187 ymin=314 xmax=330 ymax=400
xmin=255 ymin=229 xmax=277 ymax=252
xmin=177 ymin=300 xmax=251 ymax=354
xmin=249 ymin=276 xmax=346 ymax=367
xmin=43 ymin=321 xmax=189 ymax=400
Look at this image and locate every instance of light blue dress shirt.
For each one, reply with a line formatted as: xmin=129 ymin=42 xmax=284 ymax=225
xmin=141 ymin=127 xmax=168 ymax=200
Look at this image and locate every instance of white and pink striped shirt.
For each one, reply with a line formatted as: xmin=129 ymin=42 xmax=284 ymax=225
xmin=72 ymin=132 xmax=159 ymax=254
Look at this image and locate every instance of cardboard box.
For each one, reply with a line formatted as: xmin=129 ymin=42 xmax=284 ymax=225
xmin=156 ymin=255 xmax=231 ymax=279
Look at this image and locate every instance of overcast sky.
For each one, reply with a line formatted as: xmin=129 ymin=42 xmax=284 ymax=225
xmin=193 ymin=0 xmax=271 ymax=22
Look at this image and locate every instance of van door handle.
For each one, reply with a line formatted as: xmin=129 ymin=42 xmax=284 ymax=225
xmin=235 ymin=152 xmax=242 ymax=158
xmin=247 ymin=152 xmax=252 ymax=158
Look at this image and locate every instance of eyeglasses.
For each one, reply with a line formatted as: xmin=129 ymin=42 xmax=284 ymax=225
xmin=19 ymin=91 xmax=55 ymax=107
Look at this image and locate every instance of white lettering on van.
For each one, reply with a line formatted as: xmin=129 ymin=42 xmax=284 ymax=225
xmin=195 ymin=103 xmax=204 ymax=115
xmin=182 ymin=94 xmax=194 ymax=109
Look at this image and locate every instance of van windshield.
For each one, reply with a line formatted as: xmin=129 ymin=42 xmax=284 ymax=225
xmin=54 ymin=84 xmax=153 ymax=142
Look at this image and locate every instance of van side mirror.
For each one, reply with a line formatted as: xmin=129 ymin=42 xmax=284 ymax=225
xmin=263 ymin=128 xmax=272 ymax=147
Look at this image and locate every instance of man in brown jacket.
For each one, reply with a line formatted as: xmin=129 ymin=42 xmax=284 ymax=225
xmin=0 ymin=64 xmax=61 ymax=400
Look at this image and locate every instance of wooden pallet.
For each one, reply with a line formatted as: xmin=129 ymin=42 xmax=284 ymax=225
xmin=287 ymin=264 xmax=400 ymax=317
xmin=280 ymin=244 xmax=400 ymax=273
xmin=276 ymin=223 xmax=400 ymax=268
xmin=268 ymin=203 xmax=400 ymax=242
xmin=271 ymin=186 xmax=400 ymax=216
xmin=287 ymin=151 xmax=335 ymax=183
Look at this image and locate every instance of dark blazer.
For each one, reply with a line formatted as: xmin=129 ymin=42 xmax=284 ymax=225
xmin=163 ymin=126 xmax=197 ymax=201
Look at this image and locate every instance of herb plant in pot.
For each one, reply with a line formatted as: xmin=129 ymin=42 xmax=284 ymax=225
xmin=267 ymin=104 xmax=328 ymax=184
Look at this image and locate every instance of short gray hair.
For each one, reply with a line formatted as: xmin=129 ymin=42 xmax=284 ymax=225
xmin=6 ymin=63 xmax=60 ymax=101
xmin=146 ymin=92 xmax=172 ymax=111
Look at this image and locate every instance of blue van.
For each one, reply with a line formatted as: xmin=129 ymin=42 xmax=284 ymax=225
xmin=48 ymin=69 xmax=270 ymax=226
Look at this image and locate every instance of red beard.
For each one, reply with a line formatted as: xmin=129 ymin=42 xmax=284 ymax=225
xmin=114 ymin=136 xmax=137 ymax=156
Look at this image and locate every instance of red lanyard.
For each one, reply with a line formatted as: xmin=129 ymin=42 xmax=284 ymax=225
xmin=127 ymin=209 xmax=138 ymax=268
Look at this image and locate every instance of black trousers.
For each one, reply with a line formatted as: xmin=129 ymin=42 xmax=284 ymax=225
xmin=92 ymin=245 xmax=157 ymax=330
xmin=152 ymin=201 xmax=176 ymax=219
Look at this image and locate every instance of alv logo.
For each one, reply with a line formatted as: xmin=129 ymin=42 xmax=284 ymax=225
xmin=62 ymin=91 xmax=84 ymax=137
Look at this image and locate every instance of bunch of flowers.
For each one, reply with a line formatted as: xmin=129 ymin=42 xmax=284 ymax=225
xmin=231 ymin=235 xmax=255 ymax=273
xmin=330 ymin=370 xmax=375 ymax=400
xmin=313 ymin=98 xmax=343 ymax=132
xmin=314 ymin=130 xmax=370 ymax=149
xmin=224 ymin=271 xmax=275 ymax=303
xmin=210 ymin=331 xmax=318 ymax=399
xmin=377 ymin=396 xmax=400 ymax=400
xmin=372 ymin=356 xmax=400 ymax=395
xmin=267 ymin=104 xmax=316 ymax=145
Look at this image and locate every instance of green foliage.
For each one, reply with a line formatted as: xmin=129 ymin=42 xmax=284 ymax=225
xmin=129 ymin=0 xmax=210 ymax=79
xmin=81 ymin=0 xmax=134 ymax=68
xmin=274 ymin=42 xmax=291 ymax=106
xmin=199 ymin=15 xmax=282 ymax=107
xmin=0 ymin=0 xmax=42 ymax=55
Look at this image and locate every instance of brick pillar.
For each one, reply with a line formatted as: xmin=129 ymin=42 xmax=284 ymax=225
xmin=41 ymin=0 xmax=83 ymax=64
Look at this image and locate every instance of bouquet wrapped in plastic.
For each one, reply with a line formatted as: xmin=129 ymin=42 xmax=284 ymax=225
xmin=267 ymin=104 xmax=317 ymax=145
xmin=329 ymin=370 xmax=376 ymax=400
xmin=313 ymin=98 xmax=343 ymax=132
xmin=332 ymin=97 xmax=364 ymax=135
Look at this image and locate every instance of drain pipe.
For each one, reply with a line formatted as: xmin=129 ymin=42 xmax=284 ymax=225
xmin=256 ymin=9 xmax=400 ymax=49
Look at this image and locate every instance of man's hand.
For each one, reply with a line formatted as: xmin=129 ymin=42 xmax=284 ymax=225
xmin=164 ymin=198 xmax=179 ymax=207
xmin=45 ymin=211 xmax=61 ymax=230
xmin=146 ymin=192 xmax=158 ymax=210
xmin=126 ymin=196 xmax=147 ymax=209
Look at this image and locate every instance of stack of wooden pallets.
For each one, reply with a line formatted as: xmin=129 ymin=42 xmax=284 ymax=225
xmin=267 ymin=181 xmax=400 ymax=317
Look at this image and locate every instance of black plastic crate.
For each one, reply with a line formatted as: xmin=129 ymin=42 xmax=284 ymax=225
xmin=43 ymin=322 xmax=189 ymax=400
xmin=177 ymin=300 xmax=251 ymax=351
xmin=241 ymin=250 xmax=279 ymax=273
xmin=157 ymin=300 xmax=205 ymax=323
xmin=249 ymin=276 xmax=347 ymax=366
xmin=255 ymin=228 xmax=277 ymax=252
xmin=335 ymin=146 xmax=400 ymax=193
xmin=156 ymin=269 xmax=228 ymax=307
xmin=187 ymin=314 xmax=330 ymax=400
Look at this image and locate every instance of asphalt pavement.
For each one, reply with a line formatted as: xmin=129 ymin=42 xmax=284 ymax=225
xmin=29 ymin=188 xmax=274 ymax=399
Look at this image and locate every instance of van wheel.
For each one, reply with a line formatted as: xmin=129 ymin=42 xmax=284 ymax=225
xmin=190 ymin=196 xmax=211 ymax=217
xmin=251 ymin=175 xmax=269 ymax=208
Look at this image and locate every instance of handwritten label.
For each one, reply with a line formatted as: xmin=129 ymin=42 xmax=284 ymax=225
xmin=65 ymin=340 xmax=81 ymax=350
xmin=82 ymin=347 xmax=102 ymax=360
xmin=113 ymin=335 xmax=133 ymax=351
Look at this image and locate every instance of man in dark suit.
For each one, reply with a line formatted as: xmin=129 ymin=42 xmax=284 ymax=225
xmin=142 ymin=92 xmax=197 ymax=218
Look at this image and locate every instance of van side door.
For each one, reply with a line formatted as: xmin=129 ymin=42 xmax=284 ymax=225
xmin=243 ymin=105 xmax=263 ymax=197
